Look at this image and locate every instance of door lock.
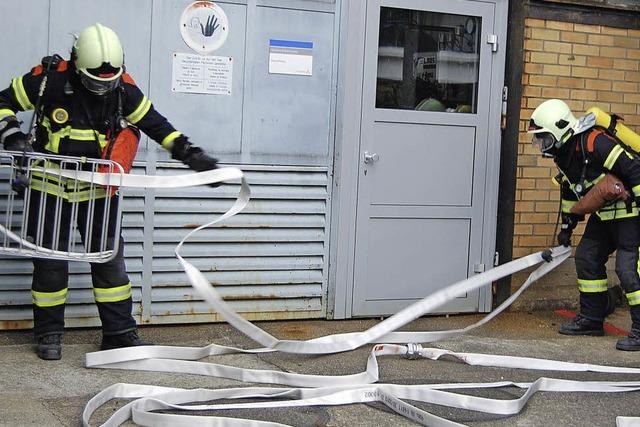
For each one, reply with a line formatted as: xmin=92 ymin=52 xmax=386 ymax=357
xmin=364 ymin=151 xmax=379 ymax=164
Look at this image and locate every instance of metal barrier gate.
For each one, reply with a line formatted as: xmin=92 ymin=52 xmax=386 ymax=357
xmin=0 ymin=151 xmax=124 ymax=263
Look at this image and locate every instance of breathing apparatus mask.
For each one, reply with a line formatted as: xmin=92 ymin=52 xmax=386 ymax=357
xmin=531 ymin=130 xmax=559 ymax=158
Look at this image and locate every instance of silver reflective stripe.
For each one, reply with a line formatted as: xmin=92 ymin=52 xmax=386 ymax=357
xmin=627 ymin=289 xmax=640 ymax=306
xmin=0 ymin=126 xmax=20 ymax=144
xmin=577 ymin=278 xmax=608 ymax=293
xmin=32 ymin=288 xmax=67 ymax=307
xmin=94 ymin=283 xmax=132 ymax=303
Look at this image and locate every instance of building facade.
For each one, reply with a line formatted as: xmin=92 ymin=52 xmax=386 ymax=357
xmin=8 ymin=0 xmax=635 ymax=328
xmin=503 ymin=0 xmax=640 ymax=309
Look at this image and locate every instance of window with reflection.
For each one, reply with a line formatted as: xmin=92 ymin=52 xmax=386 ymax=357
xmin=376 ymin=7 xmax=481 ymax=113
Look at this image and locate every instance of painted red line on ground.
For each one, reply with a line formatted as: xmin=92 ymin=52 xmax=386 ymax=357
xmin=554 ymin=308 xmax=629 ymax=337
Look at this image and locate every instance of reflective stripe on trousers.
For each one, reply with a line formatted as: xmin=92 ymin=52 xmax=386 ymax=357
xmin=29 ymin=191 xmax=135 ymax=336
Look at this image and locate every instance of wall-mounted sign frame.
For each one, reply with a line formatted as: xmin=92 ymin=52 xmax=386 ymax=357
xmin=180 ymin=1 xmax=229 ymax=54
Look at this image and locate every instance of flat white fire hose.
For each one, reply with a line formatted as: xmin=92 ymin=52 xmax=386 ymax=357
xmin=18 ymin=167 xmax=640 ymax=427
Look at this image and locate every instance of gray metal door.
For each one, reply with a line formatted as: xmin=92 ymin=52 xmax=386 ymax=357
xmin=352 ymin=0 xmax=497 ymax=316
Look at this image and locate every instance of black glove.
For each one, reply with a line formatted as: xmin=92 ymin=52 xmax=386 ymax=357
xmin=3 ymin=131 xmax=33 ymax=197
xmin=557 ymin=213 xmax=579 ymax=247
xmin=170 ymin=136 xmax=220 ymax=187
xmin=557 ymin=228 xmax=572 ymax=247
xmin=171 ymin=137 xmax=218 ymax=171
xmin=11 ymin=172 xmax=29 ymax=197
xmin=3 ymin=131 xmax=33 ymax=153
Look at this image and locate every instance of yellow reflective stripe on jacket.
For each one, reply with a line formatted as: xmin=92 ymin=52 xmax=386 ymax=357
xmin=94 ymin=283 xmax=132 ymax=303
xmin=41 ymin=118 xmax=107 ymax=153
xmin=32 ymin=288 xmax=67 ymax=308
xmin=0 ymin=108 xmax=15 ymax=120
xmin=30 ymin=179 xmax=107 ymax=202
xmin=126 ymin=96 xmax=152 ymax=124
xmin=633 ymin=184 xmax=640 ymax=197
xmin=561 ymin=199 xmax=577 ymax=214
xmin=30 ymin=159 xmax=99 ymax=190
xmin=603 ymin=145 xmax=624 ymax=170
xmin=29 ymin=164 xmax=107 ymax=201
xmin=627 ymin=290 xmax=640 ymax=306
xmin=161 ymin=130 xmax=182 ymax=150
xmin=30 ymin=160 xmax=67 ymax=185
xmin=586 ymin=173 xmax=606 ymax=189
xmin=30 ymin=170 xmax=76 ymax=187
xmin=67 ymin=187 xmax=107 ymax=202
xmin=577 ymin=278 xmax=608 ymax=293
xmin=29 ymin=179 xmax=68 ymax=198
xmin=11 ymin=76 xmax=34 ymax=110
xmin=595 ymin=201 xmax=639 ymax=221
xmin=28 ymin=159 xmax=108 ymax=201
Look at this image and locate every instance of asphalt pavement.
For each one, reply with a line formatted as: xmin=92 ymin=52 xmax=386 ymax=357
xmin=0 ymin=309 xmax=639 ymax=426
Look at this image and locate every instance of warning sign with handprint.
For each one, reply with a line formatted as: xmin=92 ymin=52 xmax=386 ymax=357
xmin=180 ymin=1 xmax=229 ymax=54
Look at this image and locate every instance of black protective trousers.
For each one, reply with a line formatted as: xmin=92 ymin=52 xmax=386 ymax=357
xmin=27 ymin=190 xmax=136 ymax=337
xmin=575 ymin=214 xmax=640 ymax=328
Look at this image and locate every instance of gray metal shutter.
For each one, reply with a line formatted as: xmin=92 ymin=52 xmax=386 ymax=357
xmin=144 ymin=164 xmax=328 ymax=324
xmin=0 ymin=164 xmax=329 ymax=329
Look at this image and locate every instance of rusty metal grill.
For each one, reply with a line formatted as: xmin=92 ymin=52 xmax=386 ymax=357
xmin=0 ymin=150 xmax=124 ymax=263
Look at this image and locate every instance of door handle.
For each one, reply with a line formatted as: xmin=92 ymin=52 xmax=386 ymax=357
xmin=364 ymin=151 xmax=379 ymax=164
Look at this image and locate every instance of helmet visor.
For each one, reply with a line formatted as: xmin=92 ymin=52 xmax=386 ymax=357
xmin=78 ymin=67 xmax=122 ymax=95
xmin=532 ymin=132 xmax=558 ymax=156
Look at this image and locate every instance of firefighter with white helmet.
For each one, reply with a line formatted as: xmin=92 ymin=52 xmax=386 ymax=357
xmin=0 ymin=23 xmax=219 ymax=360
xmin=529 ymin=99 xmax=640 ymax=351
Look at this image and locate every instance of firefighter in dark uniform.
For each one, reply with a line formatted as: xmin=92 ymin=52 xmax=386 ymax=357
xmin=0 ymin=23 xmax=219 ymax=360
xmin=529 ymin=99 xmax=640 ymax=351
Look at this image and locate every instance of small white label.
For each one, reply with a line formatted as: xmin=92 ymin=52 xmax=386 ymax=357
xmin=268 ymin=39 xmax=313 ymax=76
xmin=171 ymin=53 xmax=233 ymax=95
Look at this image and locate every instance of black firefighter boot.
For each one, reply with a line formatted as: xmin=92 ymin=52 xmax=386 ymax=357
xmin=101 ymin=329 xmax=152 ymax=350
xmin=616 ymin=306 xmax=640 ymax=351
xmin=559 ymin=314 xmax=605 ymax=336
xmin=605 ymin=285 xmax=624 ymax=317
xmin=36 ymin=333 xmax=62 ymax=360
xmin=560 ymin=292 xmax=606 ymax=336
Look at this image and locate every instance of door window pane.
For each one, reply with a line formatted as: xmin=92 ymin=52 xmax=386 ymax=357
xmin=376 ymin=7 xmax=481 ymax=113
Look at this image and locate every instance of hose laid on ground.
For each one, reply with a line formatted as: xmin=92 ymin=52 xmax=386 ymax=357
xmin=13 ymin=165 xmax=640 ymax=427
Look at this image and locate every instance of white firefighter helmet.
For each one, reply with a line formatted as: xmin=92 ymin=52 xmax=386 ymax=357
xmin=73 ymin=23 xmax=124 ymax=95
xmin=528 ymin=99 xmax=578 ymax=156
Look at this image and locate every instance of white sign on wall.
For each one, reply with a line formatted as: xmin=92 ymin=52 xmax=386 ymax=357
xmin=180 ymin=1 xmax=229 ymax=54
xmin=268 ymin=39 xmax=313 ymax=76
xmin=171 ymin=52 xmax=233 ymax=95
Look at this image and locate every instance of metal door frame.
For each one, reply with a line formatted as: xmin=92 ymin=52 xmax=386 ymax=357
xmin=329 ymin=0 xmax=508 ymax=319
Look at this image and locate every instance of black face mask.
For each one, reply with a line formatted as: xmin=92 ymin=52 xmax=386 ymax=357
xmin=532 ymin=132 xmax=558 ymax=158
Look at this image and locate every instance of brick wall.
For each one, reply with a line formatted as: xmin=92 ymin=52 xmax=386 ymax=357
xmin=512 ymin=18 xmax=640 ymax=304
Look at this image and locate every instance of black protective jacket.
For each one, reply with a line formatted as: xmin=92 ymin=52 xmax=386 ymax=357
xmin=0 ymin=58 xmax=182 ymax=158
xmin=555 ymin=128 xmax=640 ymax=221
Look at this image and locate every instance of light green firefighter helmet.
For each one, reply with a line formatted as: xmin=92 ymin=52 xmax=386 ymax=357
xmin=73 ymin=23 xmax=124 ymax=95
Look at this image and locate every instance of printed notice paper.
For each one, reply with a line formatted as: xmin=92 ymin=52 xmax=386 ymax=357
xmin=172 ymin=53 xmax=233 ymax=95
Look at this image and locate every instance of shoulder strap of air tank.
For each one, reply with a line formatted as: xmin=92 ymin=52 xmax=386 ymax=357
xmin=586 ymin=129 xmax=603 ymax=154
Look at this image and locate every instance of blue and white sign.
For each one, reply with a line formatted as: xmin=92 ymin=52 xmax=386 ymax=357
xmin=268 ymin=39 xmax=313 ymax=76
xmin=180 ymin=1 xmax=229 ymax=55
